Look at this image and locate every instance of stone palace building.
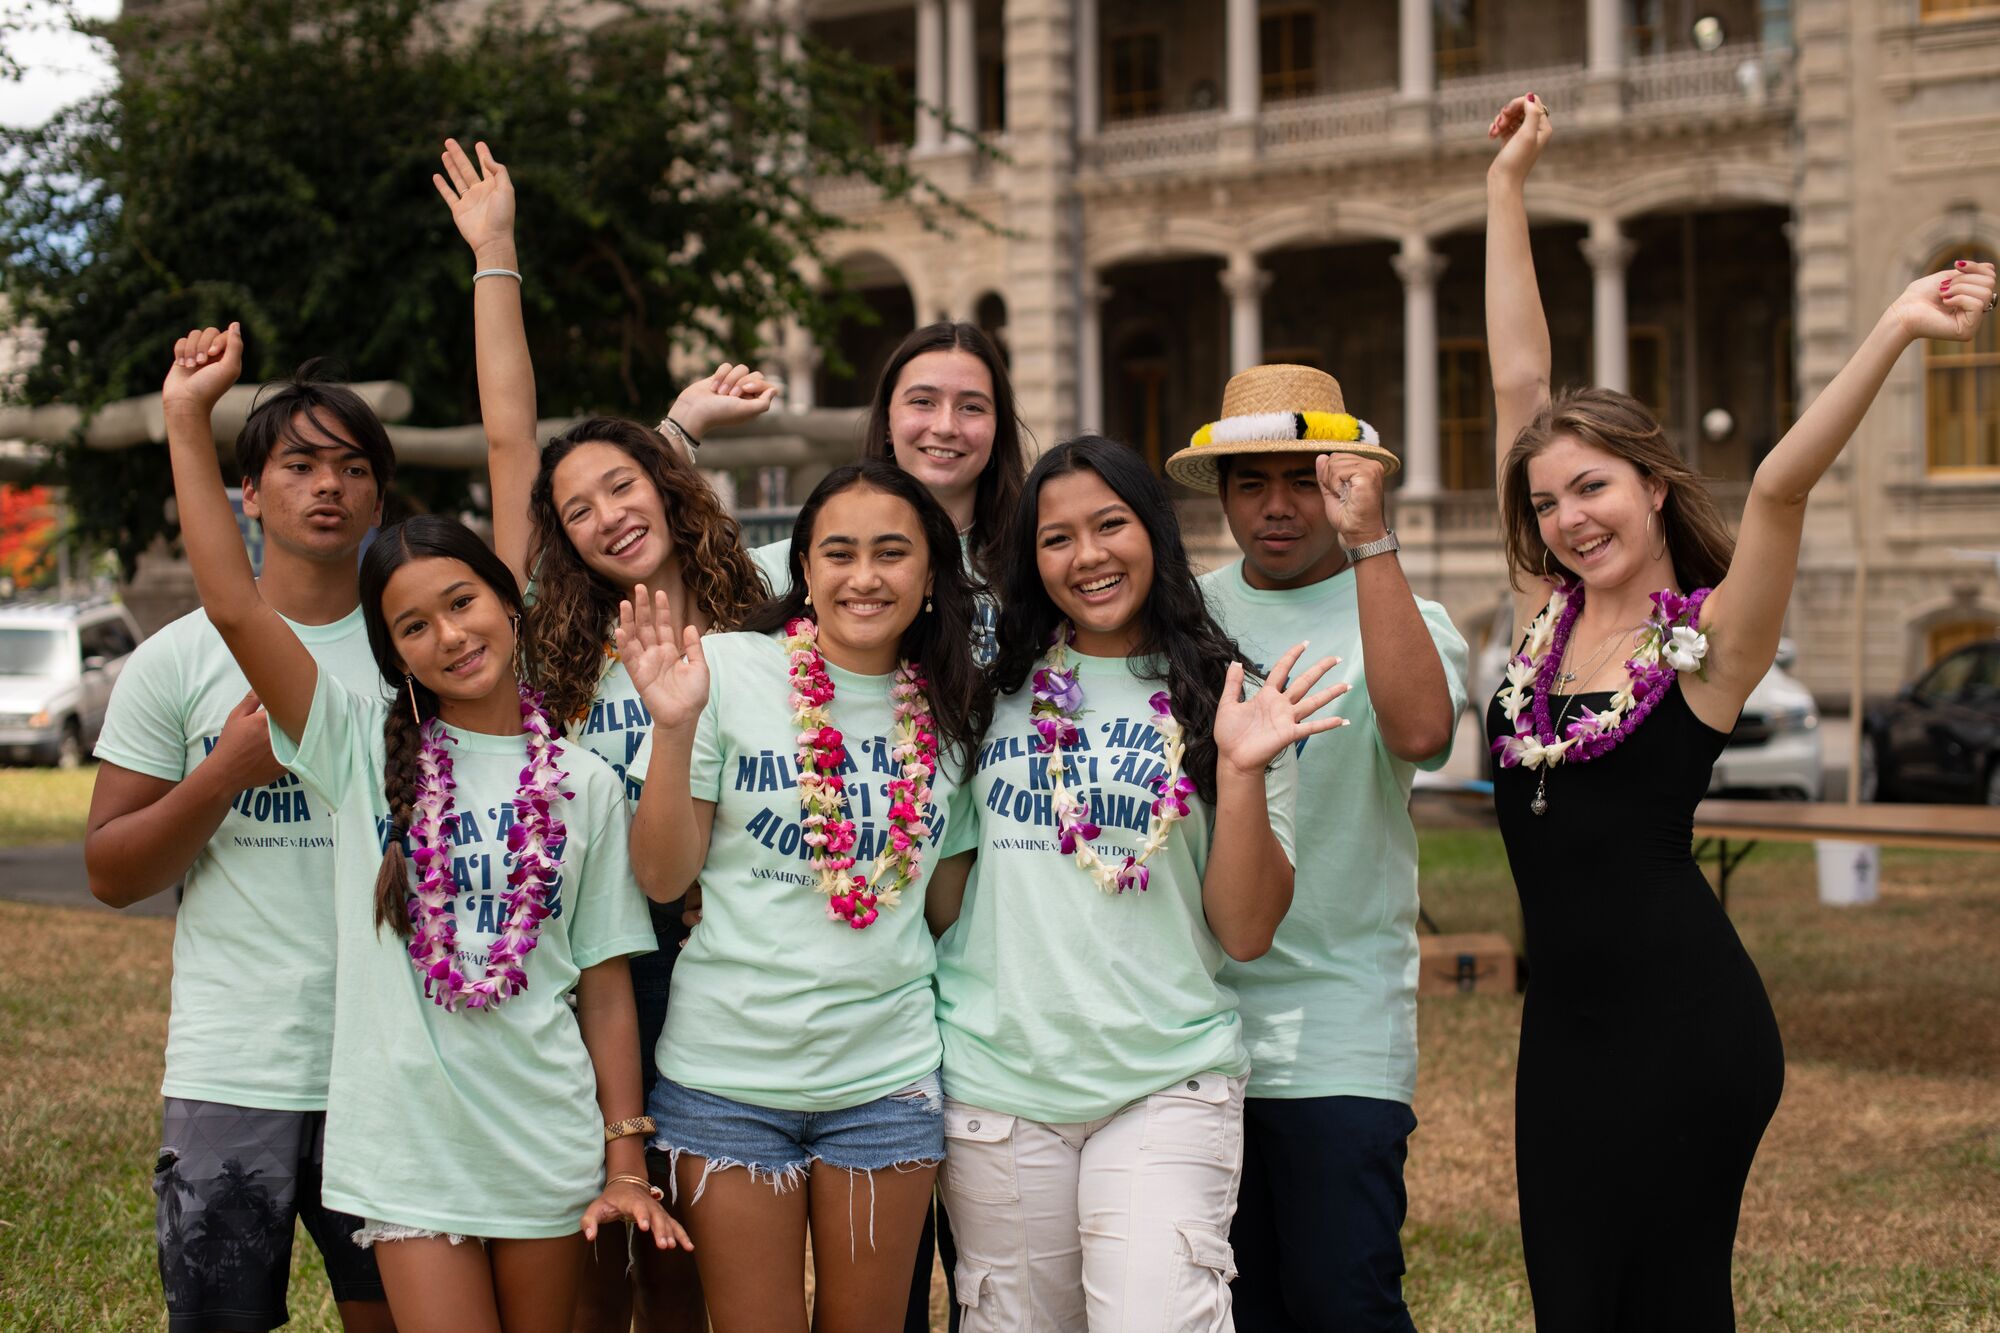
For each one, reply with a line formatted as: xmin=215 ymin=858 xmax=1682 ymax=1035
xmin=769 ymin=0 xmax=2000 ymax=699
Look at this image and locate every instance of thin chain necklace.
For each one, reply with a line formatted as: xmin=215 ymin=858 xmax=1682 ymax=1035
xmin=1533 ymin=626 xmax=1631 ymax=816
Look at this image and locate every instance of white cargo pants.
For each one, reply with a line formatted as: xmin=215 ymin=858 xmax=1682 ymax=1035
xmin=938 ymin=1072 xmax=1248 ymax=1332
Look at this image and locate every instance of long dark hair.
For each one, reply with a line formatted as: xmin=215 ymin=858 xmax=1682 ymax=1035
xmin=860 ymin=322 xmax=1028 ymax=587
xmin=358 ymin=515 xmax=533 ymax=938
xmin=742 ymin=459 xmax=982 ymax=774
xmin=1501 ymin=386 xmax=1735 ymax=593
xmin=984 ymin=436 xmax=1251 ymax=805
xmin=526 ymin=416 xmax=766 ymax=724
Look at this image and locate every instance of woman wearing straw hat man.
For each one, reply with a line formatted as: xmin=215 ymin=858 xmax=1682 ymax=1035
xmin=1169 ymin=365 xmax=1468 ymax=1331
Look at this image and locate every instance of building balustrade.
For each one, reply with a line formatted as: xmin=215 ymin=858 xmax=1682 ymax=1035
xmin=1080 ymin=107 xmax=1226 ymax=176
xmin=1621 ymin=44 xmax=1795 ymax=117
xmin=1256 ymin=89 xmax=1396 ymax=160
xmin=1431 ymin=63 xmax=1587 ymax=137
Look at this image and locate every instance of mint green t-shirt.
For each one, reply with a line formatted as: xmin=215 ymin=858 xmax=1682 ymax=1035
xmin=566 ymin=656 xmax=651 ymax=806
xmin=272 ymin=670 xmax=655 ymax=1238
xmin=753 ymin=535 xmax=999 ymax=668
xmin=935 ymin=652 xmax=1298 ymax=1123
xmin=1202 ymin=559 xmax=1469 ymax=1103
xmin=638 ymin=631 xmax=967 ymax=1111
xmin=94 ymin=606 xmax=380 ymax=1111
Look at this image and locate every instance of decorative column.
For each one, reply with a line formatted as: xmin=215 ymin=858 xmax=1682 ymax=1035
xmin=1391 ymin=0 xmax=1435 ymax=139
xmin=1580 ymin=0 xmax=1625 ymax=121
xmin=1393 ymin=238 xmax=1446 ymax=495
xmin=1220 ymin=259 xmax=1271 ymax=374
xmin=1582 ymin=219 xmax=1635 ymax=395
xmin=1074 ymin=0 xmax=1099 ymax=139
xmin=947 ymin=0 xmax=978 ymax=142
xmin=1078 ymin=280 xmax=1110 ymax=431
xmin=779 ymin=319 xmax=820 ymax=412
xmin=915 ymin=0 xmax=946 ymax=152
xmin=1226 ymin=0 xmax=1259 ymax=121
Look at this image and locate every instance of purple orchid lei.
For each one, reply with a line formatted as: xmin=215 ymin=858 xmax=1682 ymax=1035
xmin=405 ymin=682 xmax=571 ymax=1012
xmin=1492 ymin=583 xmax=1713 ymax=771
xmin=1028 ymin=625 xmax=1192 ymax=894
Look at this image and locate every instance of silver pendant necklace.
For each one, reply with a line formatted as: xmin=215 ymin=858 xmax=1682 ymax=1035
xmin=1530 ymin=625 xmax=1629 ymax=817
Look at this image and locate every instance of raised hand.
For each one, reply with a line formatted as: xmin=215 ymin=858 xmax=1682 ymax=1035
xmin=1316 ymin=453 xmax=1390 ymax=548
xmin=1213 ymin=643 xmax=1350 ymax=776
xmin=615 ymin=584 xmax=710 ymax=732
xmin=668 ymin=362 xmax=783 ymax=439
xmin=1487 ymin=93 xmax=1551 ymax=186
xmin=1892 ymin=260 xmax=1995 ymax=345
xmin=580 ymin=1179 xmax=693 ymax=1252
xmin=432 ymin=138 xmax=516 ymax=259
xmin=162 ymin=323 xmax=245 ymax=420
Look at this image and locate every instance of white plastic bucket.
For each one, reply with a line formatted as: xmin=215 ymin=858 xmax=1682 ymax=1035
xmin=1814 ymin=840 xmax=1879 ymax=906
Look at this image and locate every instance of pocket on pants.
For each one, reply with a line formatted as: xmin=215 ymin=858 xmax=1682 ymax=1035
xmin=941 ymin=1105 xmax=1019 ymax=1205
xmin=954 ymin=1261 xmax=991 ymax=1310
xmin=1168 ymin=1222 xmax=1237 ymax=1333
xmin=1140 ymin=1074 xmax=1234 ymax=1161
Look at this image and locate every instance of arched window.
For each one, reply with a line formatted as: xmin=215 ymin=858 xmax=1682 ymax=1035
xmin=1925 ymin=245 xmax=1999 ymax=474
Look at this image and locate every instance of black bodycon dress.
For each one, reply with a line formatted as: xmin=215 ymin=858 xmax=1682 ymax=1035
xmin=1485 ymin=678 xmax=1785 ymax=1331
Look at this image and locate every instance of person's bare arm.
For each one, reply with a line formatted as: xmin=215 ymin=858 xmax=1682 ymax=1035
xmin=435 ymin=139 xmax=539 ymax=586
xmin=924 ymin=851 xmax=975 ymax=937
xmin=86 ymin=693 xmax=286 ymax=908
xmin=1317 ymin=454 xmax=1454 ymax=762
xmin=1201 ymin=647 xmax=1347 ymax=961
xmin=1688 ymin=260 xmax=1996 ymax=724
xmin=164 ymin=325 xmax=319 ymax=742
xmin=574 ymin=957 xmax=692 ymax=1250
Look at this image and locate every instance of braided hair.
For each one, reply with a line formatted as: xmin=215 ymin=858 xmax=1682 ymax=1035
xmin=358 ymin=516 xmax=530 ymax=938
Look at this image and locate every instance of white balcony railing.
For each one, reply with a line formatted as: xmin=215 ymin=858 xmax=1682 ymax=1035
xmin=1256 ymin=88 xmax=1395 ymax=160
xmin=1434 ymin=63 xmax=1588 ymax=137
xmin=1081 ymin=107 xmax=1224 ymax=176
xmin=1622 ymin=43 xmax=1795 ymax=116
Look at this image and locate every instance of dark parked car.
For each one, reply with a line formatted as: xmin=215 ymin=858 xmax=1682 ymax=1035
xmin=1860 ymin=639 xmax=2000 ymax=805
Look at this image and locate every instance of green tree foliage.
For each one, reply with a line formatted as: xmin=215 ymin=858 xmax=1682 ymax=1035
xmin=0 ymin=0 xmax=975 ymax=569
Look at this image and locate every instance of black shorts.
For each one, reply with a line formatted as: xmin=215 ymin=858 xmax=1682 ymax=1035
xmin=154 ymin=1098 xmax=386 ymax=1332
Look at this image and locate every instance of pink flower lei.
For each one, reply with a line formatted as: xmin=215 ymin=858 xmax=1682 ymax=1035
xmin=784 ymin=617 xmax=939 ymax=930
xmin=405 ymin=682 xmax=572 ymax=1013
xmin=1029 ymin=625 xmax=1193 ymax=895
xmin=1492 ymin=582 xmax=1713 ymax=773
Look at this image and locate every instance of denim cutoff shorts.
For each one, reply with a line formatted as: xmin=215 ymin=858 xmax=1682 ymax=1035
xmin=646 ymin=1070 xmax=944 ymax=1202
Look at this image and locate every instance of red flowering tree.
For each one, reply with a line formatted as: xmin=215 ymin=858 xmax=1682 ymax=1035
xmin=0 ymin=483 xmax=57 ymax=588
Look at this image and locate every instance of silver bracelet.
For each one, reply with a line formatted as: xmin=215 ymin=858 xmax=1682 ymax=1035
xmin=472 ymin=267 xmax=523 ymax=283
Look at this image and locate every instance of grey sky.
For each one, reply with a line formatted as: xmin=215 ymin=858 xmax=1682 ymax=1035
xmin=0 ymin=1 xmax=119 ymax=129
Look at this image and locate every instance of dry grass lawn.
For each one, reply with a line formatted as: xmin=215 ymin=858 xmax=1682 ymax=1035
xmin=2 ymin=833 xmax=1997 ymax=1329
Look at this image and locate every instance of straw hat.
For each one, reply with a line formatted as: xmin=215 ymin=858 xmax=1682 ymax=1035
xmin=1165 ymin=363 xmax=1399 ymax=493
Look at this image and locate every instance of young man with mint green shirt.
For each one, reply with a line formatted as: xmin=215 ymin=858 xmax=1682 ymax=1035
xmin=1186 ymin=417 xmax=1468 ymax=1331
xmin=88 ymin=376 xmax=398 ymax=1333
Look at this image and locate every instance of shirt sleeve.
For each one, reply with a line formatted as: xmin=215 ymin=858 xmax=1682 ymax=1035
xmin=567 ymin=771 xmax=657 ymax=970
xmin=92 ymin=631 xmax=190 ymax=781
xmin=267 ymin=667 xmax=371 ymax=811
xmin=1415 ymin=598 xmax=1473 ymax=774
xmin=1262 ymin=743 xmax=1299 ymax=867
xmin=750 ymin=540 xmax=792 ymax=598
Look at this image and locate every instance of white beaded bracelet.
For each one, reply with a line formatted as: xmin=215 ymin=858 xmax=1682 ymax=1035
xmin=472 ymin=267 xmax=523 ymax=283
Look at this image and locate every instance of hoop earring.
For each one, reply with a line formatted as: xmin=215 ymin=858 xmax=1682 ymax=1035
xmin=404 ymin=674 xmax=422 ymax=728
xmin=1541 ymin=546 xmax=1555 ymax=580
xmin=1647 ymin=508 xmax=1668 ymax=562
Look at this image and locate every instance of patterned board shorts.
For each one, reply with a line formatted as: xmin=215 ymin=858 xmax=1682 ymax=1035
xmin=155 ymin=1098 xmax=385 ymax=1332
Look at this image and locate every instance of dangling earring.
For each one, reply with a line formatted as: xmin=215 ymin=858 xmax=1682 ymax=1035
xmin=925 ymin=593 xmax=934 ymax=613
xmin=1647 ymin=508 xmax=1668 ymax=562
xmin=1541 ymin=546 xmax=1555 ymax=580
xmin=404 ymin=674 xmax=421 ymax=727
xmin=803 ymin=589 xmax=813 ymax=606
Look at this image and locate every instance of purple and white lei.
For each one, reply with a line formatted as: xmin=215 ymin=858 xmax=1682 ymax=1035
xmin=1492 ymin=584 xmax=1712 ymax=770
xmin=405 ymin=682 xmax=571 ymax=1012
xmin=1029 ymin=626 xmax=1193 ymax=894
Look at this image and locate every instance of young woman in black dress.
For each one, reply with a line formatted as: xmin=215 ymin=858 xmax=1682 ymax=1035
xmin=1482 ymin=93 xmax=1994 ymax=1330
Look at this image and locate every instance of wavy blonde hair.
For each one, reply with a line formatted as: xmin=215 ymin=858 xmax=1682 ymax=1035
xmin=525 ymin=417 xmax=767 ymax=724
xmin=1499 ymin=386 xmax=1736 ymax=594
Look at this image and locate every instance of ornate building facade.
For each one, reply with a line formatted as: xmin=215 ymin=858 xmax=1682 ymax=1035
xmin=788 ymin=0 xmax=2000 ymax=699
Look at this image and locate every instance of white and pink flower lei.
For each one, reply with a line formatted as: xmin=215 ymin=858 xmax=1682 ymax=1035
xmin=1492 ymin=583 xmax=1712 ymax=771
xmin=405 ymin=682 xmax=572 ymax=1013
xmin=784 ymin=616 xmax=939 ymax=930
xmin=1029 ymin=627 xmax=1193 ymax=895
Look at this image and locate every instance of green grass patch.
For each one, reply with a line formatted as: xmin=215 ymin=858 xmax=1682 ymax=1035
xmin=0 ymin=764 xmax=97 ymax=847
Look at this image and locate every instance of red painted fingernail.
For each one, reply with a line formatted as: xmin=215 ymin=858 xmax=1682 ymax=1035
xmin=1528 ymin=93 xmax=1538 ymax=102
xmin=1956 ymin=260 xmax=1968 ymax=269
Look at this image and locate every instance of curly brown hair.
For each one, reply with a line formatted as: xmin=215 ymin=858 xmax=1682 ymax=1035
xmin=1499 ymin=386 xmax=1736 ymax=595
xmin=526 ymin=417 xmax=767 ymax=725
